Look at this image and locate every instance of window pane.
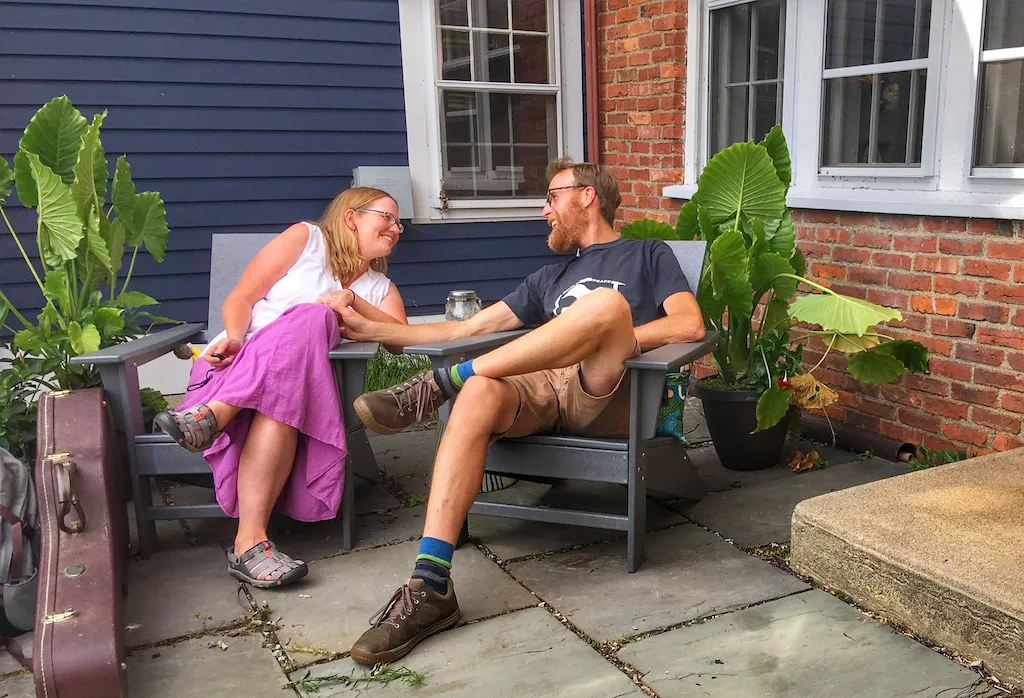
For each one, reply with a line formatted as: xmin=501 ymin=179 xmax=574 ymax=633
xmin=755 ymin=1 xmax=783 ymax=80
xmin=440 ymin=0 xmax=469 ymax=26
xmin=984 ymin=0 xmax=1024 ymax=50
xmin=473 ymin=32 xmax=512 ymax=82
xmin=441 ymin=30 xmax=472 ymax=81
xmin=709 ymin=0 xmax=785 ymax=158
xmin=826 ymin=0 xmax=930 ymax=69
xmin=976 ymin=60 xmax=1024 ymax=166
xmin=441 ymin=90 xmax=557 ymax=199
xmin=473 ymin=0 xmax=509 ymax=29
xmin=513 ymin=0 xmax=548 ymax=32
xmin=513 ymin=33 xmax=549 ymax=83
xmin=821 ymin=69 xmax=925 ymax=165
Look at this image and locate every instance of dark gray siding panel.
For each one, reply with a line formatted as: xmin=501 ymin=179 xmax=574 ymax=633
xmin=0 ymin=0 xmax=556 ymax=328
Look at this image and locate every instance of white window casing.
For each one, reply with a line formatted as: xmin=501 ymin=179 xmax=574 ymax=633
xmin=398 ymin=0 xmax=584 ymax=223
xmin=671 ymin=0 xmax=1024 ymax=219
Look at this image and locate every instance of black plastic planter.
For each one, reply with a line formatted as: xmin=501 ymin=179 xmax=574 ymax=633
xmin=693 ymin=383 xmax=793 ymax=471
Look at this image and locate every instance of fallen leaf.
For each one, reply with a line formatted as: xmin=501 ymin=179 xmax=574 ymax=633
xmin=788 ymin=450 xmax=819 ymax=473
xmin=299 ymin=594 xmax=311 ymax=599
xmin=126 ymin=623 xmax=142 ymax=632
xmin=789 ymin=374 xmax=838 ymax=409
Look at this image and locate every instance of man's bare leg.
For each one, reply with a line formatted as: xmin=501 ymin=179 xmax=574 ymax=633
xmin=424 ymin=287 xmax=636 ymax=542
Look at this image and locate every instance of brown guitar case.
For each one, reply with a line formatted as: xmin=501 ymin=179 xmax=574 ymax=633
xmin=34 ymin=388 xmax=128 ymax=698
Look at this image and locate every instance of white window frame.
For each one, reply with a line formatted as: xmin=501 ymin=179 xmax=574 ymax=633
xmin=398 ymin=0 xmax=584 ymax=223
xmin=670 ymin=0 xmax=1024 ymax=219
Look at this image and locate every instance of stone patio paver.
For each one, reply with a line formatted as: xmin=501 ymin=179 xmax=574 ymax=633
xmin=507 ymin=524 xmax=808 ymax=642
xmin=471 ymin=480 xmax=685 ymax=560
xmin=618 ymin=590 xmax=988 ymax=698
xmin=275 ymin=504 xmax=427 ymax=563
xmin=126 ymin=545 xmax=249 ymax=647
xmin=0 ymin=670 xmax=33 ymax=698
xmin=290 ymin=607 xmax=644 ymax=698
xmin=126 ymin=632 xmax=292 ymax=698
xmin=253 ymin=539 xmax=535 ymax=659
xmin=683 ymin=457 xmax=909 ymax=547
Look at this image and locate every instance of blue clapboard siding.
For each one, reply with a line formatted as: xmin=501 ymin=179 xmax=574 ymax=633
xmin=0 ymin=0 xmax=556 ymax=329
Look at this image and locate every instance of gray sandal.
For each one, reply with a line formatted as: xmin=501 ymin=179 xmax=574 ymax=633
xmin=154 ymin=404 xmax=221 ymax=453
xmin=227 ymin=541 xmax=308 ymax=588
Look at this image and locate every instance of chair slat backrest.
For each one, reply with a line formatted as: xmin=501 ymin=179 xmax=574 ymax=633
xmin=206 ymin=233 xmax=277 ymax=337
xmin=665 ymin=240 xmax=707 ymax=299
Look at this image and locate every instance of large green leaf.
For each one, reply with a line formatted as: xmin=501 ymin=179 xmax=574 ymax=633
xmin=83 ymin=207 xmax=112 ymax=272
xmin=696 ymin=141 xmax=787 ymax=226
xmin=760 ymin=124 xmax=792 ymax=189
xmin=129 ymin=191 xmax=169 ymax=262
xmin=698 ymin=271 xmax=725 ymax=325
xmin=676 ymin=197 xmax=699 ymax=239
xmin=697 ymin=202 xmax=721 ymax=246
xmin=790 ymin=245 xmax=806 ymax=278
xmin=848 ymin=350 xmax=906 ymax=385
xmin=744 ymin=216 xmax=768 ymax=259
xmin=93 ymin=307 xmax=125 ymax=337
xmin=874 ymin=339 xmax=930 ymax=373
xmin=709 ymin=228 xmax=753 ymax=320
xmin=111 ymin=156 xmax=135 ymax=223
xmin=756 ymin=383 xmax=793 ymax=431
xmin=0 ymin=155 xmax=12 ymax=203
xmin=13 ymin=151 xmax=37 ymax=208
xmin=115 ymin=291 xmax=158 ymax=309
xmin=761 ymin=295 xmax=790 ymax=336
xmin=827 ymin=332 xmax=882 ymax=353
xmin=26 ymin=153 xmax=84 ymax=267
xmin=14 ymin=328 xmax=46 ymax=354
xmin=42 ymin=270 xmax=70 ymax=312
xmin=67 ymin=321 xmax=101 ymax=355
xmin=18 ymin=96 xmax=87 ymax=185
xmin=750 ymin=253 xmax=797 ymax=301
xmin=71 ymin=111 xmax=108 ymax=214
xmin=620 ymin=218 xmax=678 ymax=240
xmin=767 ymin=209 xmax=795 ymax=259
xmin=788 ymin=293 xmax=902 ymax=336
xmin=106 ymin=217 xmax=126 ymax=276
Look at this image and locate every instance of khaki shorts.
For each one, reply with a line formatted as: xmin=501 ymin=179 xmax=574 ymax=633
xmin=498 ymin=344 xmax=641 ymax=439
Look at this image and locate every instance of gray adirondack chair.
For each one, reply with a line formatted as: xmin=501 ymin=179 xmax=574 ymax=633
xmin=70 ymin=234 xmax=380 ymax=559
xmin=404 ymin=240 xmax=717 ymax=572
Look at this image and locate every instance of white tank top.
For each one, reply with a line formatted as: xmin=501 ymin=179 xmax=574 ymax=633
xmin=205 ymin=222 xmax=392 ymax=352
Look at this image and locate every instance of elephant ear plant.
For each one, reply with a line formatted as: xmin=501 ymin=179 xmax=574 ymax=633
xmin=622 ymin=126 xmax=930 ymax=432
xmin=0 ymin=96 xmax=175 ymax=461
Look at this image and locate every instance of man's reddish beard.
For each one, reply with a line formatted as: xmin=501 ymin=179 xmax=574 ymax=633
xmin=547 ymin=199 xmax=586 ymax=253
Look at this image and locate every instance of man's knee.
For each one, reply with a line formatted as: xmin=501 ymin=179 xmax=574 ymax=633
xmin=448 ymin=376 xmax=517 ymax=428
xmin=566 ymin=288 xmax=632 ymax=326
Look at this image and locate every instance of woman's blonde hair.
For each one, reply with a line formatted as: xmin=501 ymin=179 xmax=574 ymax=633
xmin=313 ymin=186 xmax=396 ymax=283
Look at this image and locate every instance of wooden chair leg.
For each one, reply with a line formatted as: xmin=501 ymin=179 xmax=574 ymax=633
xmin=342 ymin=460 xmax=357 ymax=550
xmin=627 ymin=456 xmax=648 ymax=573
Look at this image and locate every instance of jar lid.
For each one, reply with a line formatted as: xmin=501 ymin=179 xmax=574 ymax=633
xmin=448 ymin=290 xmax=478 ymax=300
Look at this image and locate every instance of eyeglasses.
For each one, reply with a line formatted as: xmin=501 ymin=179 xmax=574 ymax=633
xmin=545 ymin=185 xmax=587 ymax=205
xmin=356 ymin=208 xmax=404 ymax=233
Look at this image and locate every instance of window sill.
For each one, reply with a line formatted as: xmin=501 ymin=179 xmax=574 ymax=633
xmin=412 ymin=204 xmax=546 ymax=224
xmin=662 ymin=183 xmax=1024 ymax=219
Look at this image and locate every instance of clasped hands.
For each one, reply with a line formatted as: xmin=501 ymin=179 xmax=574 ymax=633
xmin=315 ymin=290 xmax=375 ymax=341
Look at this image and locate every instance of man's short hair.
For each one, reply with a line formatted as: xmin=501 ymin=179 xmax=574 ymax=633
xmin=546 ymin=157 xmax=622 ymax=227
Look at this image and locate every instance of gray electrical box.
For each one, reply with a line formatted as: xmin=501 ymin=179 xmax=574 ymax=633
xmin=352 ymin=166 xmax=414 ymax=219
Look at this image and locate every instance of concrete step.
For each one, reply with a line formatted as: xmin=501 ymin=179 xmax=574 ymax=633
xmin=790 ymin=450 xmax=1024 ymax=685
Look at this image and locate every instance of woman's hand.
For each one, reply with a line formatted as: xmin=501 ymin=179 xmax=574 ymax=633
xmin=316 ymin=289 xmax=356 ymax=316
xmin=204 ymin=336 xmax=243 ymax=369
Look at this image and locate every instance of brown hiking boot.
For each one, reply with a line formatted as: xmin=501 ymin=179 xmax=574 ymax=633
xmin=350 ymin=578 xmax=460 ymax=665
xmin=353 ymin=370 xmax=448 ymax=435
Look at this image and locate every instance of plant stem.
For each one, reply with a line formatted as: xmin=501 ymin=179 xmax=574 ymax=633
xmin=0 ymin=289 xmax=33 ymax=329
xmin=0 ymin=204 xmax=45 ymax=292
xmin=777 ymin=273 xmax=835 ymax=296
xmin=808 ymin=333 xmax=837 ymax=374
xmin=119 ymin=245 xmax=139 ymax=296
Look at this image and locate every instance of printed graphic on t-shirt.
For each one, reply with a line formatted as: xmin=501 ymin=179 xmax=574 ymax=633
xmin=552 ymin=277 xmax=626 ymax=316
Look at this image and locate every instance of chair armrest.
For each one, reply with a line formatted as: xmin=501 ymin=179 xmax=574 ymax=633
xmin=624 ymin=331 xmax=720 ymax=372
xmin=69 ymin=324 xmax=205 ymax=367
xmin=328 ymin=341 xmax=380 ymax=361
xmin=404 ymin=330 xmax=530 ymax=359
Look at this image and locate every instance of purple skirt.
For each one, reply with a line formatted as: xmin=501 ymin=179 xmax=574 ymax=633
xmin=179 ymin=304 xmax=347 ymax=521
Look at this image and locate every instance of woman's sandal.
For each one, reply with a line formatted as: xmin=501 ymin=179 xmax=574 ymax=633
xmin=154 ymin=404 xmax=222 ymax=453
xmin=227 ymin=540 xmax=308 ymax=588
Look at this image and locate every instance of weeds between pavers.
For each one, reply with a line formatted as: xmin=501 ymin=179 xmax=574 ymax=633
xmin=287 ymin=663 xmax=424 ymax=693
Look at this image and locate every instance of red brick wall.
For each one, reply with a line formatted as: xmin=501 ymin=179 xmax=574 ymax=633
xmin=598 ymin=0 xmax=685 ymax=224
xmin=596 ymin=2 xmax=1024 ymax=453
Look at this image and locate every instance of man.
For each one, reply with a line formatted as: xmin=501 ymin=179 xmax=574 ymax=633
xmin=323 ymin=158 xmax=704 ymax=665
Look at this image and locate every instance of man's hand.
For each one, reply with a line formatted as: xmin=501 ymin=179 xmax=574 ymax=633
xmin=339 ymin=306 xmax=380 ymax=342
xmin=316 ymin=289 xmax=356 ymax=316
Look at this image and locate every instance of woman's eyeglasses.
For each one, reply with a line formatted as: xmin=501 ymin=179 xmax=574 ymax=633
xmin=356 ymin=208 xmax=404 ymax=233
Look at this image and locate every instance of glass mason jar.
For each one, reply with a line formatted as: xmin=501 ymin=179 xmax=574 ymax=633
xmin=445 ymin=290 xmax=483 ymax=321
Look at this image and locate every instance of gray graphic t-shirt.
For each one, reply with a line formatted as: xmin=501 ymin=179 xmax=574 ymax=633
xmin=501 ymin=238 xmax=691 ymax=328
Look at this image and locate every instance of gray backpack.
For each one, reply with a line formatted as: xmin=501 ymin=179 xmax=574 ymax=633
xmin=0 ymin=446 xmax=38 ymax=637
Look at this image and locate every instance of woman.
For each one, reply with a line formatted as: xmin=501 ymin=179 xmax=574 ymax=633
xmin=154 ymin=187 xmax=407 ymax=588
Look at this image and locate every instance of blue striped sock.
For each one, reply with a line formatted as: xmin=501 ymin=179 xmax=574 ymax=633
xmin=449 ymin=360 xmax=476 ymax=388
xmin=416 ymin=536 xmax=454 ymax=568
xmin=413 ymin=537 xmax=454 ymax=593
